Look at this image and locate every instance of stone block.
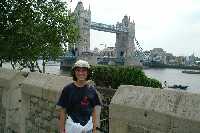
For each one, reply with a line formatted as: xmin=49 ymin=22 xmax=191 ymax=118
xmin=0 ymin=68 xmax=18 ymax=89
xmin=110 ymin=104 xmax=171 ymax=132
xmin=170 ymin=117 xmax=200 ymax=133
xmin=110 ymin=85 xmax=200 ymax=133
xmin=175 ymin=92 xmax=200 ymax=121
xmin=109 ymin=118 xmax=128 ymax=133
xmin=21 ymin=72 xmax=72 ymax=101
xmin=0 ymin=68 xmax=103 ymax=133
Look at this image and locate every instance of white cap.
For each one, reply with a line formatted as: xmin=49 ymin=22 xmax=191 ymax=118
xmin=73 ymin=60 xmax=90 ymax=69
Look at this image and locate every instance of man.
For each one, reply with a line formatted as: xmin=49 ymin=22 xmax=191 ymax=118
xmin=57 ymin=60 xmax=101 ymax=133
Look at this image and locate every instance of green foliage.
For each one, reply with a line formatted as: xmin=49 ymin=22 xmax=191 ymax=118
xmin=0 ymin=0 xmax=79 ymax=71
xmin=91 ymin=65 xmax=162 ymax=89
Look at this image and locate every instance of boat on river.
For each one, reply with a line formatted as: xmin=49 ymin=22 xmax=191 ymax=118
xmin=168 ymin=84 xmax=189 ymax=90
xmin=182 ymin=70 xmax=200 ymax=74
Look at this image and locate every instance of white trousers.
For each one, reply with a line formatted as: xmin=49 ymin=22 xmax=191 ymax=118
xmin=65 ymin=116 xmax=93 ymax=133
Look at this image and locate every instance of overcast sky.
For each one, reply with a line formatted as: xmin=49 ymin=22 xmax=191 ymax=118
xmin=70 ymin=0 xmax=200 ymax=57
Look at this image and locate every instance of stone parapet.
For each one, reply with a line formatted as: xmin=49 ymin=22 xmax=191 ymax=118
xmin=0 ymin=68 xmax=19 ymax=89
xmin=0 ymin=86 xmax=6 ymax=133
xmin=0 ymin=68 xmax=27 ymax=133
xmin=0 ymin=68 xmax=101 ymax=133
xmin=20 ymin=72 xmax=72 ymax=133
xmin=0 ymin=68 xmax=72 ymax=133
xmin=110 ymin=85 xmax=200 ymax=133
xmin=21 ymin=72 xmax=72 ymax=101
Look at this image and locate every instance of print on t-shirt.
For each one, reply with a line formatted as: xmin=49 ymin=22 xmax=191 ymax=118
xmin=81 ymin=96 xmax=89 ymax=107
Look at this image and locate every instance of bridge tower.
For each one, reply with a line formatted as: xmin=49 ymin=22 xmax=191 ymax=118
xmin=115 ymin=15 xmax=137 ymax=65
xmin=74 ymin=1 xmax=91 ymax=55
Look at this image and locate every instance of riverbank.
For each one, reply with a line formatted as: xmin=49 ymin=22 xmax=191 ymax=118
xmin=143 ymin=63 xmax=200 ymax=70
xmin=2 ymin=62 xmax=200 ymax=91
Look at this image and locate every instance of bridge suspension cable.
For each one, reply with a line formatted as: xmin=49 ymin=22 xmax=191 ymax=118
xmin=134 ymin=37 xmax=149 ymax=61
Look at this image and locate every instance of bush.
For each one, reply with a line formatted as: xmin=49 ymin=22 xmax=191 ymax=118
xmin=91 ymin=65 xmax=162 ymax=89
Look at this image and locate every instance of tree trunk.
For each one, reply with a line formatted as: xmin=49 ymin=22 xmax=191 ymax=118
xmin=42 ymin=59 xmax=46 ymax=73
xmin=36 ymin=61 xmax=42 ymax=73
xmin=11 ymin=61 xmax=15 ymax=69
xmin=0 ymin=59 xmax=2 ymax=67
xmin=30 ymin=62 xmax=35 ymax=72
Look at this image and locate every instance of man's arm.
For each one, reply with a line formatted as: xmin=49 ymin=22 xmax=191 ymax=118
xmin=58 ymin=108 xmax=66 ymax=133
xmin=92 ymin=107 xmax=97 ymax=133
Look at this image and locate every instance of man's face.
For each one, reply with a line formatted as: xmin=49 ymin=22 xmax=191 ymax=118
xmin=75 ymin=67 xmax=88 ymax=81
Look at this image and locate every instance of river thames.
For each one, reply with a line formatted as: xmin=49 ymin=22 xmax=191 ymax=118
xmin=143 ymin=68 xmax=200 ymax=92
xmin=2 ymin=63 xmax=200 ymax=93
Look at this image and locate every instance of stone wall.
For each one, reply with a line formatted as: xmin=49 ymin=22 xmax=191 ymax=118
xmin=0 ymin=86 xmax=6 ymax=133
xmin=110 ymin=85 xmax=200 ymax=133
xmin=2 ymin=68 xmax=200 ymax=133
xmin=0 ymin=68 xmax=101 ymax=133
xmin=21 ymin=72 xmax=70 ymax=133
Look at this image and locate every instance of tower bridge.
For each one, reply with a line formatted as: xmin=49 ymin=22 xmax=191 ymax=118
xmin=90 ymin=22 xmax=128 ymax=33
xmin=72 ymin=1 xmax=143 ymax=66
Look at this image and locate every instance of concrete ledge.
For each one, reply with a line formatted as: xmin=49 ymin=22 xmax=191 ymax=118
xmin=110 ymin=85 xmax=200 ymax=133
xmin=0 ymin=68 xmax=19 ymax=89
xmin=0 ymin=68 xmax=102 ymax=133
xmin=0 ymin=69 xmax=27 ymax=110
xmin=21 ymin=72 xmax=72 ymax=102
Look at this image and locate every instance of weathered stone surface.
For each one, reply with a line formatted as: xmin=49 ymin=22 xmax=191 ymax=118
xmin=18 ymin=72 xmax=73 ymax=133
xmin=110 ymin=85 xmax=200 ymax=133
xmin=24 ymin=94 xmax=59 ymax=133
xmin=0 ymin=69 xmax=28 ymax=133
xmin=0 ymin=68 xmax=101 ymax=133
xmin=0 ymin=88 xmax=6 ymax=133
xmin=0 ymin=68 xmax=18 ymax=89
xmin=21 ymin=72 xmax=72 ymax=101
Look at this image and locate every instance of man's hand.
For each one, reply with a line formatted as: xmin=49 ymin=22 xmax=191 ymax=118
xmin=92 ymin=128 xmax=96 ymax=133
xmin=57 ymin=108 xmax=66 ymax=133
xmin=60 ymin=129 xmax=66 ymax=133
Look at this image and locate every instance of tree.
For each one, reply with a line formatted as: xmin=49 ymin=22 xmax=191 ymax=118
xmin=0 ymin=0 xmax=79 ymax=72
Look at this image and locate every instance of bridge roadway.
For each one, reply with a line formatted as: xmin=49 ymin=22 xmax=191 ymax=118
xmin=90 ymin=21 xmax=128 ymax=33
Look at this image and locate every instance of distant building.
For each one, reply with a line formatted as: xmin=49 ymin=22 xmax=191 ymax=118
xmin=150 ymin=48 xmax=166 ymax=64
xmin=142 ymin=51 xmax=151 ymax=62
xmin=93 ymin=47 xmax=100 ymax=54
xmin=186 ymin=54 xmax=196 ymax=66
xmin=175 ymin=56 xmax=186 ymax=65
xmin=165 ymin=53 xmax=175 ymax=65
xmin=99 ymin=47 xmax=116 ymax=57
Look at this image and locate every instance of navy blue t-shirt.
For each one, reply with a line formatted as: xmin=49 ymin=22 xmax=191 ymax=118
xmin=57 ymin=83 xmax=101 ymax=126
